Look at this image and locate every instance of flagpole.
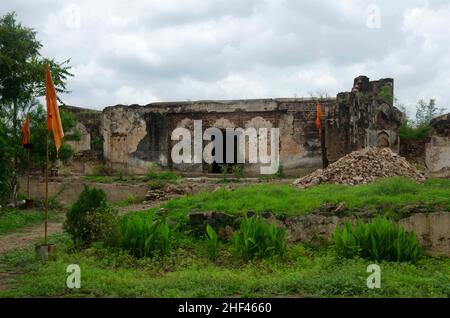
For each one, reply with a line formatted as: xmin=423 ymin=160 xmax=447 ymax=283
xmin=27 ymin=148 xmax=30 ymax=198
xmin=45 ymin=130 xmax=49 ymax=245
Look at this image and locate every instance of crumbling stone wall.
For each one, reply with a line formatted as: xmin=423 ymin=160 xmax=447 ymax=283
xmin=426 ymin=113 xmax=450 ymax=175
xmin=65 ymin=76 xmax=403 ymax=176
xmin=60 ymin=105 xmax=104 ymax=174
xmin=325 ymin=76 xmax=403 ymax=164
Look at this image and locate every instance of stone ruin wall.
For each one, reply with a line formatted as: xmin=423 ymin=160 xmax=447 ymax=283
xmin=64 ymin=76 xmax=404 ymax=176
xmin=426 ymin=113 xmax=450 ymax=176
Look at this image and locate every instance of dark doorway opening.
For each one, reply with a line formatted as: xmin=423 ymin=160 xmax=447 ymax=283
xmin=211 ymin=131 xmax=238 ymax=173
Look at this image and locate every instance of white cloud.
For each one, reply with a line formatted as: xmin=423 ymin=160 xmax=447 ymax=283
xmin=1 ymin=0 xmax=449 ymax=115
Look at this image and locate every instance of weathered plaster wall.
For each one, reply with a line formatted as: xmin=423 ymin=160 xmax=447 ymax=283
xmin=65 ymin=76 xmax=403 ymax=176
xmin=101 ymin=98 xmax=336 ymax=176
xmin=325 ymin=76 xmax=403 ymax=164
xmin=426 ymin=113 xmax=450 ymax=176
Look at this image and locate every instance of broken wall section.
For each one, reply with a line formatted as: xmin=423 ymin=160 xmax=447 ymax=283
xmin=426 ymin=113 xmax=450 ymax=176
xmin=325 ymin=76 xmax=403 ymax=164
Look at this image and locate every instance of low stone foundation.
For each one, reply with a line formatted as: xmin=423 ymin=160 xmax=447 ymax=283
xmin=189 ymin=210 xmax=450 ymax=257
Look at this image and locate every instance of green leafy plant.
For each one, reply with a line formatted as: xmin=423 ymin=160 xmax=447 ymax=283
xmin=205 ymin=224 xmax=219 ymax=260
xmin=398 ymin=120 xmax=430 ymax=141
xmin=148 ymin=180 xmax=163 ymax=190
xmin=233 ymin=216 xmax=286 ymax=259
xmin=231 ymin=164 xmax=243 ymax=180
xmin=220 ymin=164 xmax=229 ymax=182
xmin=147 ymin=163 xmax=179 ymax=181
xmin=64 ymin=186 xmax=118 ymax=246
xmin=377 ymin=84 xmax=393 ymax=104
xmin=333 ymin=216 xmax=422 ymax=263
xmin=275 ymin=164 xmax=285 ymax=179
xmin=119 ymin=214 xmax=171 ymax=258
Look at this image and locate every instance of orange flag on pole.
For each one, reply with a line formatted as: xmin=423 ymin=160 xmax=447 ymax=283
xmin=21 ymin=115 xmax=31 ymax=146
xmin=45 ymin=63 xmax=64 ymax=152
xmin=315 ymin=101 xmax=323 ymax=130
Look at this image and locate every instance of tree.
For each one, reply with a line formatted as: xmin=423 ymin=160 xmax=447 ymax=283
xmin=0 ymin=12 xmax=73 ymax=203
xmin=415 ymin=99 xmax=445 ymax=125
xmin=29 ymin=104 xmax=78 ymax=170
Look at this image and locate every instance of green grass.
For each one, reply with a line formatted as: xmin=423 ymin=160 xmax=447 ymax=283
xmin=0 ymin=209 xmax=46 ymax=234
xmin=156 ymin=177 xmax=450 ymax=224
xmin=0 ymin=233 xmax=448 ymax=298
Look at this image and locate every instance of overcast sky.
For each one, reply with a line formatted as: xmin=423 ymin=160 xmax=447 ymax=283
xmin=2 ymin=0 xmax=450 ymax=116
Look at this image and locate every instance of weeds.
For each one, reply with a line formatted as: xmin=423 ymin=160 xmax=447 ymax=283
xmin=233 ymin=216 xmax=285 ymax=259
xmin=205 ymin=224 xmax=219 ymax=260
xmin=333 ymin=216 xmax=422 ymax=263
xmin=119 ymin=214 xmax=171 ymax=258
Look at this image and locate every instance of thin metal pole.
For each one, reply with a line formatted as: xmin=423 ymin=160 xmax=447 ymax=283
xmin=45 ymin=130 xmax=48 ymax=245
xmin=27 ymin=148 xmax=30 ymax=198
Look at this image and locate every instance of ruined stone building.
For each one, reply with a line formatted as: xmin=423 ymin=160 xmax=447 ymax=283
xmin=426 ymin=112 xmax=450 ymax=176
xmin=63 ymin=76 xmax=403 ymax=176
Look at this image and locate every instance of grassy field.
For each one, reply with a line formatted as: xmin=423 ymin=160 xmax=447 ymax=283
xmin=0 ymin=177 xmax=449 ymax=298
xmin=0 ymin=232 xmax=449 ymax=298
xmin=0 ymin=208 xmax=63 ymax=235
xmin=156 ymin=177 xmax=450 ymax=223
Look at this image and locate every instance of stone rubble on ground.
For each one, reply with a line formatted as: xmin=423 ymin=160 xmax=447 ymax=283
xmin=144 ymin=183 xmax=192 ymax=202
xmin=293 ymin=147 xmax=425 ymax=188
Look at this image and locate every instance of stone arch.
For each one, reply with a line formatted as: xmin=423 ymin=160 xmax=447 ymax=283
xmin=377 ymin=131 xmax=390 ymax=148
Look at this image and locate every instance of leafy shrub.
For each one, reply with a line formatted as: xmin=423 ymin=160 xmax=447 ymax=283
xmin=231 ymin=164 xmax=244 ymax=179
xmin=205 ymin=224 xmax=219 ymax=260
xmin=276 ymin=164 xmax=285 ymax=179
xmin=398 ymin=121 xmax=430 ymax=141
xmin=234 ymin=216 xmax=286 ymax=259
xmin=64 ymin=186 xmax=118 ymax=246
xmin=147 ymin=163 xmax=179 ymax=180
xmin=148 ymin=180 xmax=163 ymax=190
xmin=220 ymin=164 xmax=229 ymax=182
xmin=119 ymin=214 xmax=171 ymax=258
xmin=333 ymin=216 xmax=422 ymax=263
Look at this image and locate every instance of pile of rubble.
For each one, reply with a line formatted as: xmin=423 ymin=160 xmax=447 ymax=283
xmin=144 ymin=183 xmax=192 ymax=202
xmin=293 ymin=147 xmax=425 ymax=188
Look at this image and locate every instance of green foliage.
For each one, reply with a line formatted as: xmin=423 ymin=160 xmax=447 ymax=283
xmin=205 ymin=224 xmax=219 ymax=260
xmin=378 ymin=84 xmax=393 ymax=104
xmin=0 ymin=209 xmax=44 ymax=234
xmin=64 ymin=186 xmax=118 ymax=246
xmin=0 ymin=121 xmax=14 ymax=203
xmin=147 ymin=163 xmax=179 ymax=181
xmin=29 ymin=105 xmax=78 ymax=166
xmin=161 ymin=177 xmax=450 ymax=224
xmin=148 ymin=180 xmax=163 ymax=190
xmin=398 ymin=120 xmax=430 ymax=141
xmin=355 ymin=91 xmax=370 ymax=104
xmin=415 ymin=99 xmax=445 ymax=125
xmin=119 ymin=214 xmax=171 ymax=258
xmin=231 ymin=164 xmax=243 ymax=179
xmin=275 ymin=164 xmax=285 ymax=179
xmin=333 ymin=216 xmax=422 ymax=263
xmin=220 ymin=164 xmax=229 ymax=182
xmin=91 ymin=135 xmax=104 ymax=152
xmin=368 ymin=176 xmax=419 ymax=196
xmin=233 ymin=216 xmax=286 ymax=259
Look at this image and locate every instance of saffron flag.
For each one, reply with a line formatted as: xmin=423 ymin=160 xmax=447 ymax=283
xmin=316 ymin=101 xmax=323 ymax=130
xmin=22 ymin=115 xmax=31 ymax=146
xmin=45 ymin=63 xmax=64 ymax=152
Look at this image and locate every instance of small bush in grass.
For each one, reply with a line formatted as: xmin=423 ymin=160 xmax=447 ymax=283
xmin=333 ymin=216 xmax=422 ymax=263
xmin=119 ymin=214 xmax=171 ymax=258
xmin=234 ymin=216 xmax=286 ymax=259
xmin=64 ymin=186 xmax=118 ymax=246
xmin=205 ymin=224 xmax=219 ymax=260
xmin=147 ymin=163 xmax=179 ymax=181
xmin=148 ymin=180 xmax=163 ymax=190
